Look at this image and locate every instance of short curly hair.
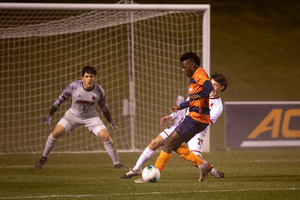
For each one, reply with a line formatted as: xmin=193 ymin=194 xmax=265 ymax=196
xmin=82 ymin=66 xmax=97 ymax=77
xmin=180 ymin=51 xmax=201 ymax=66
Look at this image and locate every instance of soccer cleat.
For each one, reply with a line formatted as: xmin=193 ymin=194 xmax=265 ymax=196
xmin=199 ymin=162 xmax=212 ymax=182
xmin=114 ymin=163 xmax=129 ymax=169
xmin=210 ymin=168 xmax=225 ymax=179
xmin=121 ymin=168 xmax=142 ymax=179
xmin=134 ymin=178 xmax=146 ymax=183
xmin=35 ymin=156 xmax=48 ymax=169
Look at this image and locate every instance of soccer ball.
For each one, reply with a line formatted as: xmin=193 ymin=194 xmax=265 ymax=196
xmin=142 ymin=165 xmax=160 ymax=183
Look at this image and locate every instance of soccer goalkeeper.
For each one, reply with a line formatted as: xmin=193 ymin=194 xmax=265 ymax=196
xmin=35 ymin=66 xmax=127 ymax=170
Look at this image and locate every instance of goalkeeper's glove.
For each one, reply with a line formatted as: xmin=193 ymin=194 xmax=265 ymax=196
xmin=110 ymin=122 xmax=118 ymax=131
xmin=44 ymin=114 xmax=53 ymax=125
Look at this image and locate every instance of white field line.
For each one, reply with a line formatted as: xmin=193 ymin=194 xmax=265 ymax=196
xmin=0 ymin=188 xmax=299 ymax=199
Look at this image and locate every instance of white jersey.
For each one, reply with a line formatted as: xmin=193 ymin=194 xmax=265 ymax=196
xmin=53 ymin=80 xmax=109 ymax=135
xmin=53 ymin=80 xmax=109 ymax=117
xmin=187 ymin=97 xmax=223 ymax=155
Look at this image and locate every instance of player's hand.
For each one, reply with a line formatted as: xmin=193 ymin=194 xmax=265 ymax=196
xmin=44 ymin=114 xmax=53 ymax=125
xmin=110 ymin=122 xmax=118 ymax=131
xmin=170 ymin=105 xmax=181 ymax=113
xmin=160 ymin=116 xmax=173 ymax=126
xmin=189 ymin=94 xmax=201 ymax=100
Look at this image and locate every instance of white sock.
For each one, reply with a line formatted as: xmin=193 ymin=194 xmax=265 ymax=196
xmin=103 ymin=138 xmax=119 ymax=165
xmin=42 ymin=133 xmax=58 ymax=157
xmin=210 ymin=168 xmax=216 ymax=175
xmin=199 ymin=162 xmax=207 ymax=169
xmin=133 ymin=147 xmax=156 ymax=170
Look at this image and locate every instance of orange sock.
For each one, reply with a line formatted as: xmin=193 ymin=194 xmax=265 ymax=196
xmin=176 ymin=144 xmax=204 ymax=167
xmin=155 ymin=150 xmax=172 ymax=172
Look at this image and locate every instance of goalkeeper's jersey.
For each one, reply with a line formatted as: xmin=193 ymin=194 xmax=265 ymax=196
xmin=52 ymin=80 xmax=109 ymax=116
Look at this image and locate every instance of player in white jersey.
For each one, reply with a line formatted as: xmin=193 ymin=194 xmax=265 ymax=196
xmin=35 ymin=66 xmax=128 ymax=169
xmin=121 ymin=72 xmax=228 ymax=182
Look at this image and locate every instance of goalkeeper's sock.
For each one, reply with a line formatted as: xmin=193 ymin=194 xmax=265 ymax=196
xmin=133 ymin=147 xmax=156 ymax=170
xmin=155 ymin=150 xmax=171 ymax=172
xmin=42 ymin=133 xmax=58 ymax=157
xmin=103 ymin=138 xmax=119 ymax=165
xmin=175 ymin=144 xmax=204 ymax=167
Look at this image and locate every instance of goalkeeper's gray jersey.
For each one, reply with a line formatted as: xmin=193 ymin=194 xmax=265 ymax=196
xmin=53 ymin=80 xmax=109 ymax=116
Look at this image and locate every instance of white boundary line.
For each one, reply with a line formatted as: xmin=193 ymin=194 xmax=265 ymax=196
xmin=0 ymin=188 xmax=299 ymax=199
xmin=240 ymin=140 xmax=300 ymax=147
xmin=225 ymin=101 xmax=300 ymax=105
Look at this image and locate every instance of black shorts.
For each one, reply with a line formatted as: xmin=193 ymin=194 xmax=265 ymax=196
xmin=175 ymin=115 xmax=209 ymax=143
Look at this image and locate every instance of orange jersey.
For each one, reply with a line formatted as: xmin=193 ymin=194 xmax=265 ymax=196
xmin=188 ymin=68 xmax=210 ymax=124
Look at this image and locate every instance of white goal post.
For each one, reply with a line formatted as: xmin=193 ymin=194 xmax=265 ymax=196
xmin=0 ymin=1 xmax=210 ymax=154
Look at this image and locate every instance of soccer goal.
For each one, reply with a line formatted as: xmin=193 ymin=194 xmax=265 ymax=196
xmin=0 ymin=0 xmax=210 ymax=154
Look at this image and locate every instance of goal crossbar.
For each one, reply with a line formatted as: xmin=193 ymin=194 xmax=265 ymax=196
xmin=0 ymin=3 xmax=209 ymax=11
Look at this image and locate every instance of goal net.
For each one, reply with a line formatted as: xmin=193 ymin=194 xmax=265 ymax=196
xmin=0 ymin=1 xmax=210 ymax=154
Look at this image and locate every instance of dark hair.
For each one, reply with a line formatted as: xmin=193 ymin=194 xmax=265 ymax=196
xmin=211 ymin=72 xmax=228 ymax=92
xmin=180 ymin=51 xmax=201 ymax=66
xmin=82 ymin=66 xmax=97 ymax=77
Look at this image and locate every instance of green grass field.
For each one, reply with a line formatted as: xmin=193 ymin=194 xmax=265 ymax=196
xmin=1 ymin=150 xmax=300 ymax=199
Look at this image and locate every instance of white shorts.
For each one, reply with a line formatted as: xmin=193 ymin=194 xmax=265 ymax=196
xmin=187 ymin=126 xmax=208 ymax=156
xmin=159 ymin=120 xmax=182 ymax=140
xmin=57 ymin=109 xmax=107 ymax=136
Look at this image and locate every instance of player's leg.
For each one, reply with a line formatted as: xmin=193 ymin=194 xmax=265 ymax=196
xmin=187 ymin=133 xmax=205 ymax=166
xmin=121 ymin=135 xmax=165 ymax=179
xmin=35 ymin=123 xmax=67 ymax=169
xmin=96 ymin=128 xmax=127 ymax=169
xmin=134 ymin=132 xmax=167 ymax=169
xmin=188 ymin=133 xmax=225 ymax=179
xmin=154 ymin=130 xmax=182 ymax=172
xmin=122 ymin=125 xmax=175 ymax=179
xmin=86 ymin=115 xmax=127 ymax=169
xmin=175 ymin=144 xmax=205 ymax=167
xmin=170 ymin=116 xmax=211 ymax=181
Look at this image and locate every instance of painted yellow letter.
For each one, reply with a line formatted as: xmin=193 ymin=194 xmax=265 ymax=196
xmin=282 ymin=109 xmax=300 ymax=138
xmin=248 ymin=109 xmax=282 ymax=138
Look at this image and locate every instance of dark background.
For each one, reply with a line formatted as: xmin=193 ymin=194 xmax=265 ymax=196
xmin=2 ymin=0 xmax=299 ymax=150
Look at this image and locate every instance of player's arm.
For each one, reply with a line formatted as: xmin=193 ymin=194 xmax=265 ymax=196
xmin=44 ymin=85 xmax=71 ymax=125
xmin=97 ymin=85 xmax=118 ymax=131
xmin=209 ymin=102 xmax=223 ymax=125
xmin=190 ymin=80 xmax=213 ymax=100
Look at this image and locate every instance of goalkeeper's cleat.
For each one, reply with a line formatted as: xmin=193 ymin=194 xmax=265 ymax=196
xmin=199 ymin=162 xmax=212 ymax=182
xmin=114 ymin=163 xmax=129 ymax=169
xmin=121 ymin=168 xmax=142 ymax=179
xmin=134 ymin=178 xmax=146 ymax=183
xmin=35 ymin=156 xmax=48 ymax=169
xmin=210 ymin=168 xmax=225 ymax=179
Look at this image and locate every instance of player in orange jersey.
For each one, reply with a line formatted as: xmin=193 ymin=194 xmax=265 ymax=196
xmin=154 ymin=51 xmax=214 ymax=182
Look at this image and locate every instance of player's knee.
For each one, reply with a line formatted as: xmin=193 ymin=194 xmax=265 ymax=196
xmin=148 ymin=139 xmax=157 ymax=150
xmin=97 ymin=129 xmax=110 ymax=141
xmin=51 ymin=130 xmax=64 ymax=139
xmin=149 ymin=137 xmax=163 ymax=150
